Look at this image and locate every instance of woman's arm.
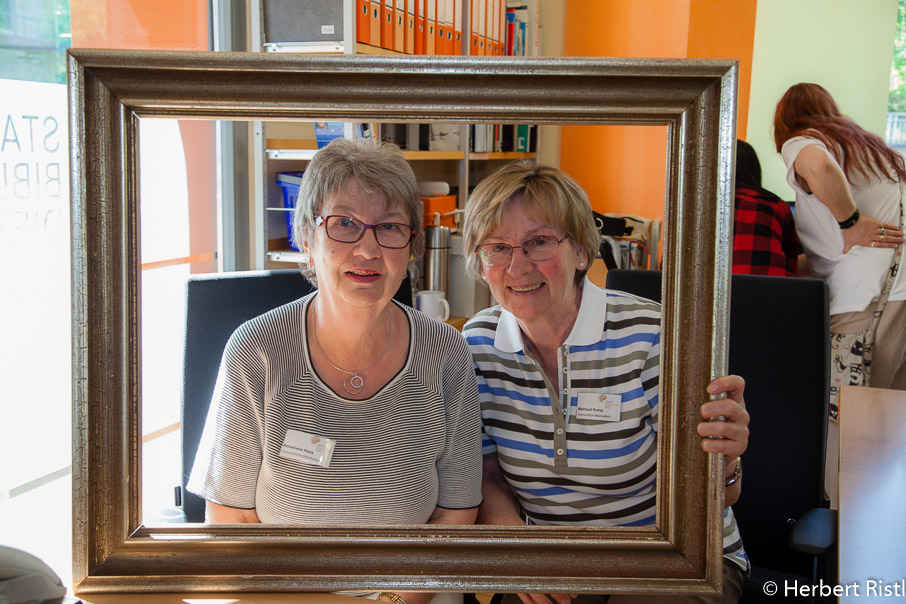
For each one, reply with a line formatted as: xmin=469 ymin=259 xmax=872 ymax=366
xmin=376 ymin=506 xmax=478 ymax=604
xmin=794 ymin=145 xmax=904 ymax=253
xmin=475 ymin=458 xmax=574 ymax=604
xmin=205 ymin=501 xmax=260 ymax=523
xmin=698 ymin=375 xmax=749 ymax=507
xmin=427 ymin=505 xmax=478 ymax=525
xmin=477 ymin=456 xmax=524 ymax=526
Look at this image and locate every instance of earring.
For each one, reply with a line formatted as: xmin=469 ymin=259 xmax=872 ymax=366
xmin=578 ymin=262 xmax=585 ymax=268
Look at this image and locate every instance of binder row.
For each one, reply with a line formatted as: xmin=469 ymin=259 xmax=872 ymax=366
xmin=355 ymin=0 xmax=518 ymax=56
xmin=469 ymin=123 xmax=536 ymax=153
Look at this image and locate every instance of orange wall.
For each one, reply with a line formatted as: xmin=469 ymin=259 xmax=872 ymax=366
xmin=70 ymin=0 xmax=216 ymax=273
xmin=687 ymin=0 xmax=755 ymax=141
xmin=562 ymin=0 xmax=757 ymax=222
xmin=70 ymin=0 xmax=208 ymax=50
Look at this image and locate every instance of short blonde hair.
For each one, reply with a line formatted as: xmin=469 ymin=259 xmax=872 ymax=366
xmin=293 ymin=138 xmax=424 ymax=286
xmin=463 ymin=161 xmax=601 ymax=283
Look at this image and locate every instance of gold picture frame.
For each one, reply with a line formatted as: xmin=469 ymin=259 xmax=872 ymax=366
xmin=69 ymin=49 xmax=737 ymax=595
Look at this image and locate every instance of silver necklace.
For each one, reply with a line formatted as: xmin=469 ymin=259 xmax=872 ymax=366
xmin=310 ymin=300 xmax=393 ymax=395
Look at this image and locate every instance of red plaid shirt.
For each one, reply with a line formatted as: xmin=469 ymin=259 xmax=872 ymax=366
xmin=732 ymin=188 xmax=799 ymax=277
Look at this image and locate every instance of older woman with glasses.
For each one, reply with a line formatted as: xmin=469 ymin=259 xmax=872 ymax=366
xmin=462 ymin=161 xmax=750 ymax=604
xmin=188 ymin=138 xmax=481 ymax=604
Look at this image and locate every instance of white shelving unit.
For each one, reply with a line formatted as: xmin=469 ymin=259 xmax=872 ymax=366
xmin=249 ymin=0 xmax=540 ymax=271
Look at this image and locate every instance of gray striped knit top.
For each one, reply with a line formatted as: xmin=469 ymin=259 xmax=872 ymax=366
xmin=187 ymin=293 xmax=483 ymax=524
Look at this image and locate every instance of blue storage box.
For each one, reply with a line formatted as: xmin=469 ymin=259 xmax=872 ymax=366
xmin=277 ymin=171 xmax=304 ymax=250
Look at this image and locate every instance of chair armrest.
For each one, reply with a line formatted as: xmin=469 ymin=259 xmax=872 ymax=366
xmin=789 ymin=507 xmax=837 ymax=555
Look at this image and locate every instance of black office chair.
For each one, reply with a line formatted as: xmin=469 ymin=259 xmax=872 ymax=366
xmin=178 ymin=268 xmax=412 ymax=522
xmin=605 ymin=270 xmax=836 ymax=603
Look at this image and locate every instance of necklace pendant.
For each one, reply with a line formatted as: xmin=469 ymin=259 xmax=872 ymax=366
xmin=343 ymin=373 xmax=365 ymax=395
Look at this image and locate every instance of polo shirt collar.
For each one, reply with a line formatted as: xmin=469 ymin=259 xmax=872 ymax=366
xmin=494 ymin=277 xmax=607 ymax=353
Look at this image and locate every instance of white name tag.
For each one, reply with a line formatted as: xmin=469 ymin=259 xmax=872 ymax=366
xmin=576 ymin=392 xmax=622 ymax=422
xmin=279 ymin=429 xmax=336 ymax=468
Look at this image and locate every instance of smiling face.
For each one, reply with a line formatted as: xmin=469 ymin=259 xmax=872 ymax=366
xmin=480 ymin=195 xmax=589 ymax=330
xmin=303 ymin=180 xmax=411 ymax=313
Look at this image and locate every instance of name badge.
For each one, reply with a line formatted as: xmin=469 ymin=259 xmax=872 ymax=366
xmin=279 ymin=429 xmax=337 ymax=468
xmin=576 ymin=392 xmax=622 ymax=422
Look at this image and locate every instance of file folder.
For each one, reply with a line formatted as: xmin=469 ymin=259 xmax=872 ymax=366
xmin=426 ymin=0 xmax=436 ymax=54
xmin=453 ymin=0 xmax=463 ymax=54
xmin=357 ymin=0 xmax=370 ymax=44
xmin=478 ymin=0 xmax=487 ymax=55
xmin=405 ymin=0 xmax=416 ymax=53
xmin=415 ymin=0 xmax=426 ymax=54
xmin=436 ymin=0 xmax=448 ymax=54
xmin=495 ymin=0 xmax=505 ymax=54
xmin=488 ymin=0 xmax=497 ymax=55
xmin=370 ymin=0 xmax=382 ymax=47
xmin=381 ymin=0 xmax=394 ymax=49
xmin=470 ymin=0 xmax=481 ymax=55
xmin=394 ymin=0 xmax=406 ymax=51
xmin=444 ymin=0 xmax=455 ymax=54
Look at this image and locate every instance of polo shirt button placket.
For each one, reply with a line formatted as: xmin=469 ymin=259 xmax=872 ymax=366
xmin=561 ymin=347 xmax=571 ymax=422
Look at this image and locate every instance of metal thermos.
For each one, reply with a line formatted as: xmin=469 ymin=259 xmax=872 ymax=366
xmin=424 ymin=225 xmax=451 ymax=297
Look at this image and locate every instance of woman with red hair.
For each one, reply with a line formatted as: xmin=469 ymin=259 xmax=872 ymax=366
xmin=775 ymin=82 xmax=906 ymax=504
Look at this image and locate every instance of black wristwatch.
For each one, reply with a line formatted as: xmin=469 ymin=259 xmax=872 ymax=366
xmin=838 ymin=208 xmax=861 ymax=229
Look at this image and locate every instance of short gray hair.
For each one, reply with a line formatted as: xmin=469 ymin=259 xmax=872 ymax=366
xmin=463 ymin=160 xmax=601 ymax=284
xmin=293 ymin=137 xmax=424 ymax=285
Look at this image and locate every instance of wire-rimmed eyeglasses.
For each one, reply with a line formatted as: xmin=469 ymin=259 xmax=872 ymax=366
xmin=475 ymin=234 xmax=569 ymax=267
xmin=315 ymin=215 xmax=415 ymax=249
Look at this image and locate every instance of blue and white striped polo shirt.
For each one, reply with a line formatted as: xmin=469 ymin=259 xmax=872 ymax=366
xmin=464 ymin=278 xmax=747 ymax=569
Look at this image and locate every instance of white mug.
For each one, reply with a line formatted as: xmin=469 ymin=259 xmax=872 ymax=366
xmin=415 ymin=290 xmax=450 ymax=322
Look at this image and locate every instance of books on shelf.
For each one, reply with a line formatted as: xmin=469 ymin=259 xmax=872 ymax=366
xmin=505 ymin=0 xmax=539 ymax=57
xmin=428 ymin=124 xmax=461 ymax=152
xmin=469 ymin=123 xmax=535 ymax=154
xmin=356 ymin=122 xmax=379 ymax=140
xmin=313 ymin=122 xmax=345 ymax=148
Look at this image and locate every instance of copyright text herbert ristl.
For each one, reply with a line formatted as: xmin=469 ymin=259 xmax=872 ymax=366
xmin=760 ymin=579 xmax=906 ymax=598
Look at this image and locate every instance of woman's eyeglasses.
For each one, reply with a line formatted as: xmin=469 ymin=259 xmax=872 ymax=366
xmin=315 ymin=215 xmax=415 ymax=249
xmin=475 ymin=234 xmax=569 ymax=267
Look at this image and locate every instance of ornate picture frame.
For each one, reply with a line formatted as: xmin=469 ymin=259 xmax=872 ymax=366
xmin=69 ymin=49 xmax=737 ymax=595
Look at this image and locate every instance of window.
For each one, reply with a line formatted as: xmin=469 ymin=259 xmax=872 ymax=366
xmin=0 ymin=0 xmax=215 ymax=590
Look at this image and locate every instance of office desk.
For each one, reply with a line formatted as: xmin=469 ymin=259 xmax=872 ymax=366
xmin=838 ymin=385 xmax=906 ymax=602
xmin=83 ymin=592 xmax=359 ymax=603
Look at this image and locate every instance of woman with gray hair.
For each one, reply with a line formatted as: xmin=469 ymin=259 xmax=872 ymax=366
xmin=462 ymin=161 xmax=750 ymax=604
xmin=189 ymin=138 xmax=481 ymax=604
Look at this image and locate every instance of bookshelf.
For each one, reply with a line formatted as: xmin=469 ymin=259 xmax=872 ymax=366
xmin=250 ymin=0 xmax=541 ymax=270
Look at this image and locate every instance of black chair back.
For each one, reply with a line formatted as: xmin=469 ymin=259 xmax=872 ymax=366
xmin=179 ymin=269 xmax=412 ymax=522
xmin=604 ymin=269 xmax=831 ymax=590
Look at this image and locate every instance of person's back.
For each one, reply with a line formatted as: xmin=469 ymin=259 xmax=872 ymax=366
xmin=732 ymin=140 xmax=799 ymax=277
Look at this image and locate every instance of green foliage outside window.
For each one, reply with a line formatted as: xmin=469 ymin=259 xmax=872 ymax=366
xmin=0 ymin=0 xmax=71 ymax=84
xmin=890 ymin=0 xmax=906 ymax=112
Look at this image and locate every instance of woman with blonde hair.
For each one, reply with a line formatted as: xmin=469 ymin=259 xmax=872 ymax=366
xmin=462 ymin=161 xmax=750 ymax=604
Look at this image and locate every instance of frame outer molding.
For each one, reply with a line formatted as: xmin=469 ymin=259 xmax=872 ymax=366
xmin=69 ymin=49 xmax=737 ymax=596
